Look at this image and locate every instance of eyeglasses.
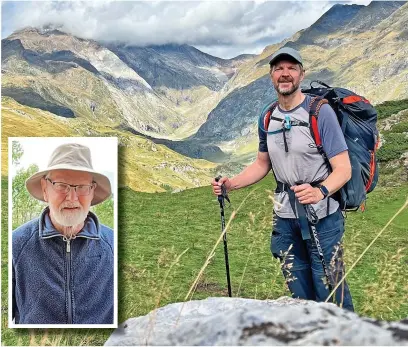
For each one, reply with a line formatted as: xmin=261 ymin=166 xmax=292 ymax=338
xmin=45 ymin=177 xmax=96 ymax=196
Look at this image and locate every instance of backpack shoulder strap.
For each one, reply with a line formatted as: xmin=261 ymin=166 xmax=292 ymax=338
xmin=308 ymin=96 xmax=329 ymax=148
xmin=308 ymin=96 xmax=334 ymax=213
xmin=263 ymin=101 xmax=279 ymax=132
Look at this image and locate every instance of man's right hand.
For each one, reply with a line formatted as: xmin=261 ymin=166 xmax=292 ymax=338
xmin=212 ymin=176 xmax=232 ymax=196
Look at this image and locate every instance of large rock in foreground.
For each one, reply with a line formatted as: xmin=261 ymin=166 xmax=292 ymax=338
xmin=105 ymin=297 xmax=408 ymax=346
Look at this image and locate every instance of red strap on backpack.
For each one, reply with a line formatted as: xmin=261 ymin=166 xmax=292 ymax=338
xmin=263 ymin=101 xmax=279 ymax=131
xmin=365 ymin=136 xmax=380 ymax=192
xmin=308 ymin=97 xmax=329 ymax=150
xmin=343 ymin=95 xmax=370 ymax=104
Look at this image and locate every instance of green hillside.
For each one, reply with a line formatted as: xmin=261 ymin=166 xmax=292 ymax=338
xmin=2 ymin=175 xmax=407 ymax=345
xmin=376 ymin=100 xmax=408 ymax=183
xmin=1 ymin=97 xmax=219 ymax=192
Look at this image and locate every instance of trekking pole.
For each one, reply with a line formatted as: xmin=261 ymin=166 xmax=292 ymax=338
xmin=295 ymin=181 xmax=333 ymax=295
xmin=215 ymin=176 xmax=232 ymax=297
xmin=306 ymin=210 xmax=334 ymax=294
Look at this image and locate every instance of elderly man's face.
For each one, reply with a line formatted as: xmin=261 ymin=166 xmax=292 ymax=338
xmin=270 ymin=59 xmax=304 ymax=96
xmin=41 ymin=170 xmax=95 ymax=227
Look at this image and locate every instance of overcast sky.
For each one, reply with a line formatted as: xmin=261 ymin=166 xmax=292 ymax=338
xmin=1 ymin=1 xmax=371 ymax=59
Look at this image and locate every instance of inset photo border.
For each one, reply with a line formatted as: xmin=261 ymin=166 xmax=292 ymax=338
xmin=8 ymin=137 xmax=118 ymax=328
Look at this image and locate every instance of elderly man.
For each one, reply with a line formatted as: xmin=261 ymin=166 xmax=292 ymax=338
xmin=12 ymin=143 xmax=114 ymax=324
xmin=212 ymin=47 xmax=354 ymax=311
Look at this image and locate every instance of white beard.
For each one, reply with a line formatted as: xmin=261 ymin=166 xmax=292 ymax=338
xmin=53 ymin=203 xmax=88 ymax=227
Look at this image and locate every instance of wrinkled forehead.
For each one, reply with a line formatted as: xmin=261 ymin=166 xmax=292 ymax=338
xmin=47 ymin=169 xmax=93 ymax=184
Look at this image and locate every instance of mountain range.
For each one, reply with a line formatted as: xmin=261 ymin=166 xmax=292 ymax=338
xmin=2 ymin=1 xmax=407 ymax=192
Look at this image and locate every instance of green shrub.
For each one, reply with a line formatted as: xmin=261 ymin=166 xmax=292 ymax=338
xmin=160 ymin=183 xmax=174 ymax=193
xmin=376 ymin=99 xmax=408 ymax=120
xmin=12 ymin=164 xmax=45 ymax=229
xmin=91 ymin=197 xmax=114 ymax=228
xmin=377 ymin=133 xmax=408 ymax=162
xmin=390 ymin=122 xmax=408 ymax=133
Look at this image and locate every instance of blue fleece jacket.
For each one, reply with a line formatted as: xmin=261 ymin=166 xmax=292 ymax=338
xmin=12 ymin=207 xmax=114 ymax=324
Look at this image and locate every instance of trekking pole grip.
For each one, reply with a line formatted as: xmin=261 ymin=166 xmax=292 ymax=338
xmin=215 ymin=176 xmax=224 ymax=203
xmin=215 ymin=176 xmax=231 ymax=204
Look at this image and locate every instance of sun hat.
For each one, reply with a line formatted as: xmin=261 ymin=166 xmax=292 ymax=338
xmin=25 ymin=143 xmax=112 ymax=206
xmin=269 ymin=47 xmax=303 ymax=67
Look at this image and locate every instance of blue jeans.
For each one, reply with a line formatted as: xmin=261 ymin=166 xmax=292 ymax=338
xmin=270 ymin=209 xmax=354 ymax=311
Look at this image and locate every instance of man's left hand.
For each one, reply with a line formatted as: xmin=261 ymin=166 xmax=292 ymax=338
xmin=290 ymin=183 xmax=324 ymax=204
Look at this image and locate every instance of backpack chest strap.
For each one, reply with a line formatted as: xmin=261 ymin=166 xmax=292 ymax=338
xmin=263 ymin=113 xmax=309 ymax=134
xmin=268 ymin=116 xmax=309 ymax=128
xmin=261 ymin=102 xmax=311 ymax=152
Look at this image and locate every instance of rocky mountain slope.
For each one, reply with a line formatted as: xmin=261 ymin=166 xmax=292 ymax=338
xmin=107 ymin=43 xmax=252 ymax=137
xmin=295 ymin=1 xmax=405 ymax=45
xmin=2 ymin=28 xmax=249 ymax=139
xmin=109 ymin=43 xmax=235 ymax=91
xmin=2 ymin=28 xmax=181 ymax=136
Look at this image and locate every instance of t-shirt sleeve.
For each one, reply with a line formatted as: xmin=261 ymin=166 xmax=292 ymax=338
xmin=318 ymin=104 xmax=348 ymax=159
xmin=258 ymin=123 xmax=268 ymax=152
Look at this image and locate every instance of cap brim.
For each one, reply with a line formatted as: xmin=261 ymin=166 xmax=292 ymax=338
xmin=25 ymin=165 xmax=112 ymax=206
xmin=269 ymin=53 xmax=302 ymax=67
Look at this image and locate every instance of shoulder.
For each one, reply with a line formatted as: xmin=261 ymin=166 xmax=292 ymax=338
xmin=317 ymin=103 xmax=339 ymax=127
xmin=13 ymin=218 xmax=39 ymax=242
xmin=319 ymin=102 xmax=335 ymax=114
xmin=13 ymin=218 xmax=39 ymax=261
xmin=99 ymin=224 xmax=114 ymax=253
xmin=304 ymin=94 xmax=314 ymax=105
xmin=306 ymin=95 xmax=335 ymax=114
xmin=300 ymin=94 xmax=314 ymax=112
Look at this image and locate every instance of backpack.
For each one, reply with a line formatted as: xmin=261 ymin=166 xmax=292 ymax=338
xmin=260 ymin=80 xmax=380 ymax=211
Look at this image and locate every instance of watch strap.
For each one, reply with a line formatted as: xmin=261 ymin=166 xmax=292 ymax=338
xmin=319 ymin=185 xmax=329 ymax=198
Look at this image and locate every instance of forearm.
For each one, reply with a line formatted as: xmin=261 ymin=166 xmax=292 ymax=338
xmin=229 ymin=155 xmax=271 ymax=191
xmin=321 ymin=165 xmax=351 ymax=197
xmin=294 ymin=151 xmax=351 ymax=205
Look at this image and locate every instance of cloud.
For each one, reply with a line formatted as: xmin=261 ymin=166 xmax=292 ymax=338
xmin=2 ymin=1 xmax=368 ymax=58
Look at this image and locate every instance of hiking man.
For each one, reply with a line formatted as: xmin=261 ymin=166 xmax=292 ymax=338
xmin=212 ymin=47 xmax=354 ymax=311
xmin=12 ymin=143 xmax=114 ymax=324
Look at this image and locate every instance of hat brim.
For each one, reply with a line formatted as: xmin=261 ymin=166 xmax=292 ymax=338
xmin=25 ymin=164 xmax=112 ymax=206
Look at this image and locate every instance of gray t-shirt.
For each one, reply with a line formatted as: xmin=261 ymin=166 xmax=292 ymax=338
xmin=258 ymin=95 xmax=348 ymax=219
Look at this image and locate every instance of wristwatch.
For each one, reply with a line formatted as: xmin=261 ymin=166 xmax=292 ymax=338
xmin=318 ymin=184 xmax=329 ymax=198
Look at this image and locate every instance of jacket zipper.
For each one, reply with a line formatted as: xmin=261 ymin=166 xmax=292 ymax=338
xmin=65 ymin=239 xmax=73 ymax=324
xmin=41 ymin=229 xmax=100 ymax=324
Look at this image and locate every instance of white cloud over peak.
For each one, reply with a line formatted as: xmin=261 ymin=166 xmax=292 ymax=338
xmin=2 ymin=1 xmax=370 ymax=58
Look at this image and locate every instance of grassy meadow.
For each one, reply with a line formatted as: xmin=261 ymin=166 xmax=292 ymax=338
xmin=1 ymin=174 xmax=407 ymax=346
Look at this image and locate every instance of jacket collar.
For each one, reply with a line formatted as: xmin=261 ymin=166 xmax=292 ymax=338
xmin=38 ymin=207 xmax=101 ymax=240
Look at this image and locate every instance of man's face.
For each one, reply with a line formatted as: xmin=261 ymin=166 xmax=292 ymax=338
xmin=41 ymin=170 xmax=95 ymax=227
xmin=270 ymin=59 xmax=304 ymax=96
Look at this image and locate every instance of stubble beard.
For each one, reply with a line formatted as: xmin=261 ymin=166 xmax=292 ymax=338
xmin=276 ymin=79 xmax=300 ymax=96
